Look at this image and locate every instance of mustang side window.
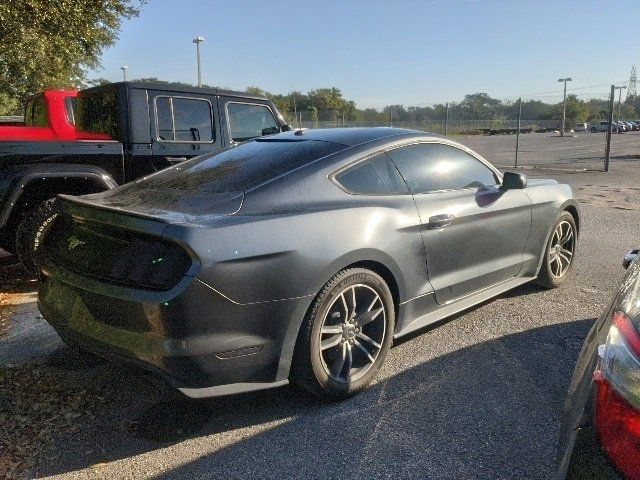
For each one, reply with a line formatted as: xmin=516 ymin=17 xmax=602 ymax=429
xmin=227 ymin=103 xmax=279 ymax=142
xmin=387 ymin=143 xmax=499 ymax=194
xmin=155 ymin=96 xmax=214 ymax=142
xmin=335 ymin=153 xmax=409 ymax=194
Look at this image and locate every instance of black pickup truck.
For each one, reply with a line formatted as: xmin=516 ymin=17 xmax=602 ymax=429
xmin=0 ymin=81 xmax=291 ymax=270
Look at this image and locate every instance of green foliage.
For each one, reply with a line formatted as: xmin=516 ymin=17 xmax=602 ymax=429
xmin=0 ymin=0 xmax=144 ymax=114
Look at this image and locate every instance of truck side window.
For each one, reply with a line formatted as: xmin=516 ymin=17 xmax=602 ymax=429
xmin=24 ymin=95 xmax=49 ymax=127
xmin=155 ymin=96 xmax=214 ymax=143
xmin=226 ymin=103 xmax=279 ymax=142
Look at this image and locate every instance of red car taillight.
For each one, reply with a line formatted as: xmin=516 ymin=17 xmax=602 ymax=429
xmin=596 ymin=311 xmax=640 ymax=480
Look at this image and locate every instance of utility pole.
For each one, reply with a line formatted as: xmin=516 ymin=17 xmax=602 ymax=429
xmin=604 ymin=85 xmax=615 ymax=172
xmin=614 ymin=85 xmax=627 ymax=123
xmin=292 ymin=93 xmax=297 ymax=128
xmin=515 ymin=97 xmax=522 ymax=167
xmin=388 ymin=106 xmax=392 ymax=127
xmin=192 ymin=36 xmax=204 ymax=87
xmin=557 ymin=77 xmax=572 ymax=136
xmin=444 ymin=102 xmax=449 ymax=136
xmin=120 ymin=65 xmax=128 ymax=82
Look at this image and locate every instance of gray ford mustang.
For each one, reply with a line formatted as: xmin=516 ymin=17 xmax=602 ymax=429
xmin=38 ymin=128 xmax=579 ymax=398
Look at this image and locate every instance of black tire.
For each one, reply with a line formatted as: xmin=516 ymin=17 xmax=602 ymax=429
xmin=15 ymin=198 xmax=60 ymax=275
xmin=537 ymin=211 xmax=577 ymax=289
xmin=590 ymin=127 xmax=597 ymax=133
xmin=291 ymin=268 xmax=395 ymax=398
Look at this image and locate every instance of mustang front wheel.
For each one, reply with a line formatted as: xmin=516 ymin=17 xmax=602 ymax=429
xmin=537 ymin=212 xmax=577 ymax=288
xmin=291 ymin=268 xmax=395 ymax=397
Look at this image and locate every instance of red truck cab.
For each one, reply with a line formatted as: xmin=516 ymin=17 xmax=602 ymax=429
xmin=0 ymin=90 xmax=110 ymax=141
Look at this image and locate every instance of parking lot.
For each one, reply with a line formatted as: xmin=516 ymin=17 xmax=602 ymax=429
xmin=1 ymin=159 xmax=639 ymax=479
xmin=463 ymin=130 xmax=640 ymax=170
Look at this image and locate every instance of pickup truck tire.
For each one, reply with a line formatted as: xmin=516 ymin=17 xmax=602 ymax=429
xmin=15 ymin=198 xmax=59 ymax=275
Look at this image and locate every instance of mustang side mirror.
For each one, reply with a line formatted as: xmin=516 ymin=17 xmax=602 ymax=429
xmin=502 ymin=171 xmax=527 ymax=190
xmin=281 ymin=124 xmax=294 ymax=132
xmin=623 ymin=249 xmax=639 ymax=269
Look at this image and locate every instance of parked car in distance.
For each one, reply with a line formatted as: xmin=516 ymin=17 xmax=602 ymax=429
xmin=631 ymin=121 xmax=640 ymax=131
xmin=573 ymin=123 xmax=589 ymax=132
xmin=590 ymin=121 xmax=614 ymax=133
xmin=0 ymin=81 xmax=291 ymax=270
xmin=557 ymin=249 xmax=640 ymax=480
xmin=38 ymin=127 xmax=580 ymax=399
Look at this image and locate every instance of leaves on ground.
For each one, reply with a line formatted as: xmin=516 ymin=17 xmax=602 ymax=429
xmin=0 ymin=364 xmax=107 ymax=479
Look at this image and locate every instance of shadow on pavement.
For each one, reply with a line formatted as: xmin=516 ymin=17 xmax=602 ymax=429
xmin=28 ymin=318 xmax=593 ymax=480
xmin=0 ymin=250 xmax=35 ymax=294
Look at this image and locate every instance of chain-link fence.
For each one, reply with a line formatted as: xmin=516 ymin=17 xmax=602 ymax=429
xmin=284 ymin=86 xmax=640 ymax=172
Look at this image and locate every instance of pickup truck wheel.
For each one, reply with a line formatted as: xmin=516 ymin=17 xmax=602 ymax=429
xmin=15 ymin=198 xmax=60 ymax=275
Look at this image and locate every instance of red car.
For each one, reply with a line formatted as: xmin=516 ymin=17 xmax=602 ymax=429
xmin=0 ymin=90 xmax=109 ymax=141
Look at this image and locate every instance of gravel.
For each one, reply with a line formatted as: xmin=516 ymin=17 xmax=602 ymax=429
xmin=1 ymin=161 xmax=638 ymax=479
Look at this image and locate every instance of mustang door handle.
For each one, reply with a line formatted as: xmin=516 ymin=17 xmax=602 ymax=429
xmin=167 ymin=157 xmax=187 ymax=163
xmin=427 ymin=214 xmax=456 ymax=229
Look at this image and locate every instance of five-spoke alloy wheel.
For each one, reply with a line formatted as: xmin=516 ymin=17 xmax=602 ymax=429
xmin=537 ymin=211 xmax=577 ymax=288
xmin=291 ymin=268 xmax=395 ymax=397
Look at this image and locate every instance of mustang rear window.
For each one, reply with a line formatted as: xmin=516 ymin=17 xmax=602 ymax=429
xmin=111 ymin=139 xmax=346 ymax=196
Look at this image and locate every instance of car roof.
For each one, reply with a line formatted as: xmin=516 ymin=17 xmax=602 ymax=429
xmin=263 ymin=127 xmax=444 ymax=147
xmin=81 ymin=81 xmax=270 ymax=101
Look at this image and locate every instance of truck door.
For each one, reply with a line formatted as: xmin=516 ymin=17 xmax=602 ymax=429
xmin=218 ymin=98 xmax=282 ymax=147
xmin=147 ymin=91 xmax=222 ymax=173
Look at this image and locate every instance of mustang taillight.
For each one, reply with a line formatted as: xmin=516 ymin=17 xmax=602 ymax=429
xmin=43 ymin=215 xmax=192 ymax=291
xmin=595 ymin=311 xmax=640 ymax=480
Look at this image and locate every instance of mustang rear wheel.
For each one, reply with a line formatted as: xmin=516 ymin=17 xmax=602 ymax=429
xmin=291 ymin=268 xmax=395 ymax=397
xmin=537 ymin=212 xmax=577 ymax=288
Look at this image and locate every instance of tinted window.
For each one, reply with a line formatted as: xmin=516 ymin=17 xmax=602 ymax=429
xmin=156 ymin=97 xmax=173 ymax=140
xmin=76 ymin=87 xmax=121 ymax=139
xmin=155 ymin=96 xmax=214 ymax=142
xmin=24 ymin=95 xmax=48 ymax=127
xmin=227 ymin=103 xmax=279 ymax=142
xmin=336 ymin=153 xmax=409 ymax=194
xmin=173 ymin=98 xmax=213 ymax=142
xmin=387 ymin=143 xmax=498 ymax=193
xmin=104 ymin=139 xmax=345 ymax=200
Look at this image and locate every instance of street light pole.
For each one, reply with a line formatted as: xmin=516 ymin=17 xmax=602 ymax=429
xmin=557 ymin=77 xmax=572 ymax=136
xmin=121 ymin=65 xmax=128 ymax=82
xmin=192 ymin=36 xmax=204 ymax=87
xmin=614 ymin=86 xmax=627 ymax=124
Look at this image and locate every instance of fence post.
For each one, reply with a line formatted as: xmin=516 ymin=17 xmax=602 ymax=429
xmin=604 ymin=85 xmax=615 ymax=172
xmin=444 ymin=102 xmax=449 ymax=136
xmin=515 ymin=97 xmax=522 ymax=167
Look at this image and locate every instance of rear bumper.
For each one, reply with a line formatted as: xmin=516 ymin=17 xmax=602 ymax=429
xmin=564 ymin=425 xmax=622 ymax=480
xmin=38 ymin=267 xmax=300 ymax=397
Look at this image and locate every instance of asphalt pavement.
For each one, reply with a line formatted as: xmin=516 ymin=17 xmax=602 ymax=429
xmin=1 ymin=160 xmax=639 ymax=479
xmin=463 ymin=130 xmax=640 ymax=170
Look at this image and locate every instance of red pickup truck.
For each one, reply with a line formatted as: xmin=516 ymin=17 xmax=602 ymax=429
xmin=0 ymin=90 xmax=109 ymax=141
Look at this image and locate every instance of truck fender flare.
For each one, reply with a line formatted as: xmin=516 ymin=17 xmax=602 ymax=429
xmin=0 ymin=166 xmax=118 ymax=227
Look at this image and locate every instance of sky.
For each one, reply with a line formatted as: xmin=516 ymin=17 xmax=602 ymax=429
xmin=89 ymin=0 xmax=640 ymax=109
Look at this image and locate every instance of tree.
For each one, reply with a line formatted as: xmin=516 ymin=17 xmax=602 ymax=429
xmin=0 ymin=1 xmax=144 ymax=114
